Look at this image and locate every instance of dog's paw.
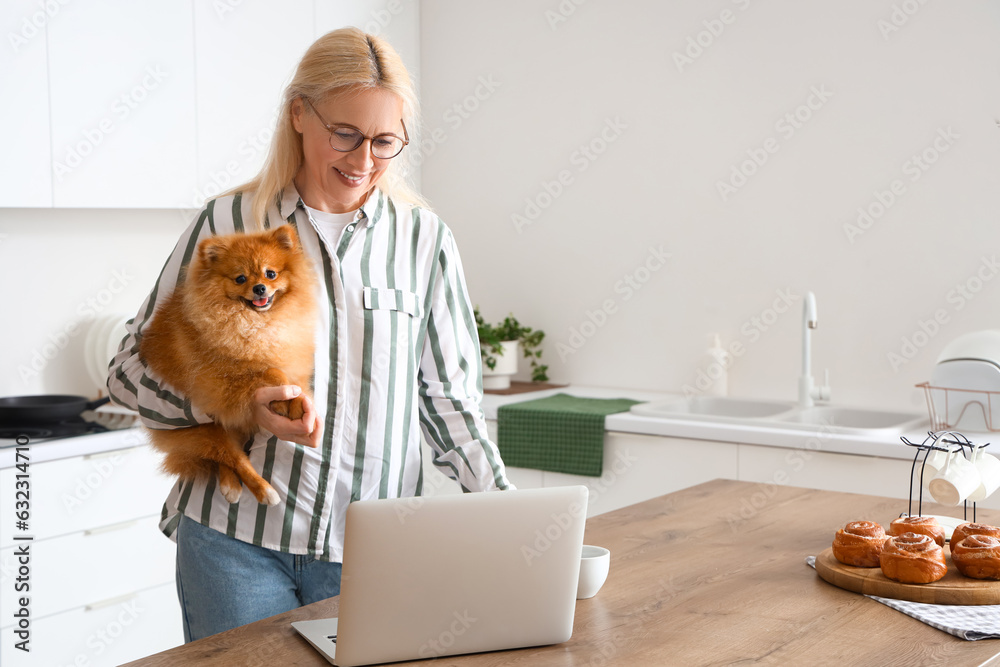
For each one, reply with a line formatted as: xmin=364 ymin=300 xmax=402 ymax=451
xmin=270 ymin=396 xmax=305 ymax=420
xmin=285 ymin=396 xmax=305 ymax=420
xmin=220 ymin=479 xmax=243 ymax=504
xmin=250 ymin=482 xmax=281 ymax=506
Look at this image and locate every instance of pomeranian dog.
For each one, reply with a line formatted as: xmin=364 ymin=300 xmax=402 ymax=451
xmin=140 ymin=225 xmax=317 ymax=505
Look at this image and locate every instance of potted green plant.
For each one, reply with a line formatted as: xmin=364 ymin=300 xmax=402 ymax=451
xmin=474 ymin=307 xmax=549 ymax=389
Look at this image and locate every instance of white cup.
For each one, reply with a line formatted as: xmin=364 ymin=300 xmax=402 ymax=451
xmin=577 ymin=545 xmax=610 ymax=599
xmin=921 ymin=448 xmax=952 ymax=487
xmin=969 ymin=448 xmax=1000 ymax=502
xmin=928 ymin=450 xmax=981 ymax=506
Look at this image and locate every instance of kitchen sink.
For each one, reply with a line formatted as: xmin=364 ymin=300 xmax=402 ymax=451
xmin=771 ymin=406 xmax=926 ymax=433
xmin=629 ymin=396 xmax=797 ymax=421
xmin=629 ymin=397 xmax=926 ymax=435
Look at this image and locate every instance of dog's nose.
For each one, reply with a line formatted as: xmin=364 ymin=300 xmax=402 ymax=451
xmin=253 ymin=284 xmax=266 ymax=296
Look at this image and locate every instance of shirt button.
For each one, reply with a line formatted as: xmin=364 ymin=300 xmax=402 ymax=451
xmin=347 ymin=225 xmax=355 ymax=232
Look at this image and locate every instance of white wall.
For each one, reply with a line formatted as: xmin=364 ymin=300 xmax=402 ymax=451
xmin=419 ymin=0 xmax=1000 ymax=412
xmin=0 ymin=208 xmax=193 ymax=397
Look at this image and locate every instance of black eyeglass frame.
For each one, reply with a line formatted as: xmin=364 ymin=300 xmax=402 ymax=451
xmin=302 ymin=97 xmax=409 ymax=159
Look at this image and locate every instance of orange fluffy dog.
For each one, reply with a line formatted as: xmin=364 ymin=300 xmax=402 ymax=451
xmin=140 ymin=225 xmax=317 ymax=505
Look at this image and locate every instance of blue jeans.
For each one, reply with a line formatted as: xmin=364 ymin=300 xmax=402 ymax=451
xmin=174 ymin=514 xmax=342 ymax=642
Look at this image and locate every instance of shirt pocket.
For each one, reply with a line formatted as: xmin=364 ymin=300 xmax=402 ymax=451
xmin=362 ymin=287 xmax=423 ymax=319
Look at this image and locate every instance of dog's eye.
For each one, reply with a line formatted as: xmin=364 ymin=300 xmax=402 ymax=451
xmin=235 ymin=275 xmax=247 ymax=285
xmin=265 ymin=270 xmax=277 ymax=280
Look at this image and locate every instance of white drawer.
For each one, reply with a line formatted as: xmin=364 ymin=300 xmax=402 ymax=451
xmin=0 ymin=580 xmax=183 ymax=667
xmin=0 ymin=444 xmax=174 ymax=548
xmin=1 ymin=514 xmax=175 ymax=624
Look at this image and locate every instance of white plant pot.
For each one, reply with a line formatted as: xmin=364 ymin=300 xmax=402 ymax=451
xmin=482 ymin=340 xmax=519 ymax=390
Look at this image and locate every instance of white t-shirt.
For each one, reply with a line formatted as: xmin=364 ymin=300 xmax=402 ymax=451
xmin=303 ymin=203 xmax=356 ymax=248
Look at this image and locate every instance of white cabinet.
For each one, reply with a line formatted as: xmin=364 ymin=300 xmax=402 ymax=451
xmin=0 ymin=515 xmax=175 ymax=622
xmin=2 ymin=1 xmax=423 ymax=209
xmin=1 ymin=582 xmax=182 ymax=667
xmin=0 ymin=0 xmax=53 ymax=206
xmin=0 ymin=445 xmax=174 ymax=549
xmin=47 ymin=0 xmax=197 ymax=208
xmin=191 ymin=0 xmax=314 ymax=209
xmin=482 ymin=422 xmax=740 ymax=517
xmin=738 ymin=443 xmax=1000 ymax=513
xmin=547 ymin=432 xmax=739 ymax=516
xmin=0 ymin=442 xmax=182 ymax=667
xmin=737 ymin=443 xmax=913 ymax=499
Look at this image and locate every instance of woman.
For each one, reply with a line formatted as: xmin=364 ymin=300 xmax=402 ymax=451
xmin=107 ymin=27 xmax=513 ymax=642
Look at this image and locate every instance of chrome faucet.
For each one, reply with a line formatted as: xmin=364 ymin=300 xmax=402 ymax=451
xmin=799 ymin=291 xmax=831 ymax=408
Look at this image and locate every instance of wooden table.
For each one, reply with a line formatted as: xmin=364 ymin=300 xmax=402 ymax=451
xmin=123 ymin=480 xmax=1000 ymax=666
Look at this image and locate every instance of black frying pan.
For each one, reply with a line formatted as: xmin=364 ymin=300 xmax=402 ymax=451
xmin=0 ymin=395 xmax=111 ymax=425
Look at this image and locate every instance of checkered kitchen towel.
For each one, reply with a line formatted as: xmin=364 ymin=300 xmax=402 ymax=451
xmin=805 ymin=556 xmax=1000 ymax=640
xmin=496 ymin=394 xmax=641 ymax=477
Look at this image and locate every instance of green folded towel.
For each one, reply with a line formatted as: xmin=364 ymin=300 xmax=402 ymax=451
xmin=496 ymin=393 xmax=641 ymax=477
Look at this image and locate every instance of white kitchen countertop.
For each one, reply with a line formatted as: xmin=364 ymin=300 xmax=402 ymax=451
xmin=0 ymin=427 xmax=149 ymax=469
xmin=481 ymin=384 xmax=998 ymax=462
xmin=3 ymin=386 xmax=995 ymax=469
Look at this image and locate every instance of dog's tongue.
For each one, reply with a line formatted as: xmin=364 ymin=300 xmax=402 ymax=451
xmin=253 ymin=296 xmax=268 ymax=307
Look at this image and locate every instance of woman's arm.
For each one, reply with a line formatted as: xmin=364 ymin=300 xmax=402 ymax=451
xmin=417 ymin=226 xmax=514 ymax=492
xmin=106 ymin=210 xmax=216 ymax=430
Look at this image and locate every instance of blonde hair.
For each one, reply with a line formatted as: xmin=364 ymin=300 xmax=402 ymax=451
xmin=229 ymin=27 xmax=428 ymax=228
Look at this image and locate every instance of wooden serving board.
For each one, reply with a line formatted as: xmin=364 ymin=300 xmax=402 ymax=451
xmin=815 ymin=547 xmax=1000 ymax=605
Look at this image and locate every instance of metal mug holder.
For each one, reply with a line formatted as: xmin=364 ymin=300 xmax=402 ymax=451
xmin=900 ymin=430 xmax=990 ymax=522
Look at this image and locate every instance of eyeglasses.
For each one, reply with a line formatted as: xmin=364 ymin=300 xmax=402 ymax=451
xmin=303 ymin=97 xmax=409 ymax=160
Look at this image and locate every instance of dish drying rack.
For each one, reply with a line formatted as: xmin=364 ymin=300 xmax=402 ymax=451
xmin=917 ymin=382 xmax=1000 ymax=432
xmin=902 ymin=430 xmax=989 ymax=522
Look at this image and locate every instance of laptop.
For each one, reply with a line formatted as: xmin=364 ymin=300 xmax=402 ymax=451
xmin=292 ymin=485 xmax=589 ymax=666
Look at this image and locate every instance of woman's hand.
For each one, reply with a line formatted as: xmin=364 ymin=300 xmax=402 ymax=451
xmin=253 ymin=386 xmax=322 ymax=448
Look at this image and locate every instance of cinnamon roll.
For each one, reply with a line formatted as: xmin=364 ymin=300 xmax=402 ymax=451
xmin=832 ymin=521 xmax=889 ymax=567
xmin=950 ymin=523 xmax=1000 ymax=551
xmin=880 ymin=532 xmax=947 ymax=584
xmin=951 ymin=534 xmax=1000 ymax=580
xmin=889 ymin=516 xmax=946 ymax=548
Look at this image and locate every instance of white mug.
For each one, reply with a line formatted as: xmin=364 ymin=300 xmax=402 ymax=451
xmin=577 ymin=545 xmax=610 ymax=599
xmin=921 ymin=448 xmax=952 ymax=487
xmin=969 ymin=448 xmax=1000 ymax=502
xmin=928 ymin=450 xmax=981 ymax=506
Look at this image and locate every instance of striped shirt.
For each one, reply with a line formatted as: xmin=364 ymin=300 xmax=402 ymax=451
xmin=107 ymin=185 xmax=512 ymax=562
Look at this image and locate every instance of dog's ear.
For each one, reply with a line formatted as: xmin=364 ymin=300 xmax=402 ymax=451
xmin=272 ymin=225 xmax=299 ymax=251
xmin=197 ymin=236 xmax=228 ymax=264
